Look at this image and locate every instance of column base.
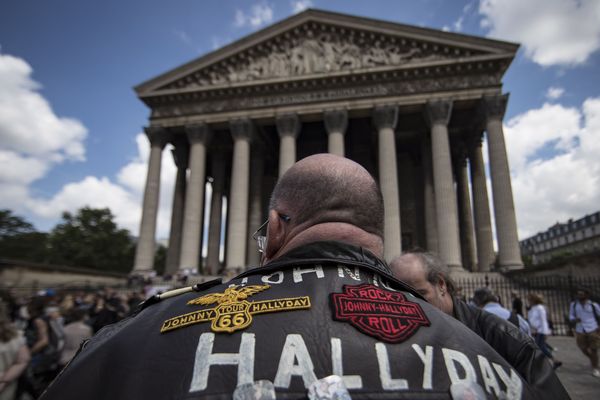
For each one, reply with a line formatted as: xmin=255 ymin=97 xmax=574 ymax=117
xmin=498 ymin=263 xmax=524 ymax=272
xmin=447 ymin=264 xmax=466 ymax=272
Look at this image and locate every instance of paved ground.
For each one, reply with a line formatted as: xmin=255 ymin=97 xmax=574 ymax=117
xmin=548 ymin=336 xmax=600 ymax=399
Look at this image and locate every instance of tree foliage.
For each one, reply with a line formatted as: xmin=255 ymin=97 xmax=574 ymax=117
xmin=47 ymin=207 xmax=136 ymax=273
xmin=0 ymin=209 xmax=48 ymax=262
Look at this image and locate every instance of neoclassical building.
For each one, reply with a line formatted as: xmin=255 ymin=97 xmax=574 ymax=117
xmin=132 ymin=9 xmax=523 ymax=276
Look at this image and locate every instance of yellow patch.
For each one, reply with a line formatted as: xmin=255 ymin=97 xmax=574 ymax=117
xmin=160 ymin=284 xmax=311 ymax=334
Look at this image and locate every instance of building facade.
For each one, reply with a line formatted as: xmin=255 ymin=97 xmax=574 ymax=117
xmin=520 ymin=211 xmax=600 ymax=266
xmin=132 ymin=9 xmax=523 ymax=276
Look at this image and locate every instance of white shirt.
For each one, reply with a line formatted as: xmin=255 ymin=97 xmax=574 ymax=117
xmin=483 ymin=302 xmax=531 ymax=335
xmin=569 ymin=300 xmax=600 ymax=334
xmin=527 ymin=304 xmax=551 ymax=335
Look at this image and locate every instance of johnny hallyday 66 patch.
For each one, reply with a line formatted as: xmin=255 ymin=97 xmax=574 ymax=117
xmin=330 ymin=284 xmax=430 ymax=343
xmin=161 ymin=284 xmax=311 ymax=334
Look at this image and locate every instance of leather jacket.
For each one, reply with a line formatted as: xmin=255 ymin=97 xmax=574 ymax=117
xmin=452 ymin=298 xmax=569 ymax=399
xmin=42 ymin=241 xmax=539 ymax=399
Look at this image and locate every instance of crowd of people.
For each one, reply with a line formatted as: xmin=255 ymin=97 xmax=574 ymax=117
xmin=0 ymin=288 xmax=145 ymax=399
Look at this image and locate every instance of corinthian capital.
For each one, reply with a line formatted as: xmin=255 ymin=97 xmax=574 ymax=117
xmin=144 ymin=127 xmax=169 ymax=149
xmin=373 ymin=105 xmax=398 ymax=130
xmin=185 ymin=123 xmax=212 ymax=144
xmin=324 ymin=109 xmax=348 ymax=135
xmin=481 ymin=94 xmax=509 ymax=121
xmin=276 ymin=113 xmax=301 ymax=138
xmin=424 ymin=100 xmax=453 ymax=127
xmin=230 ymin=118 xmax=255 ymax=141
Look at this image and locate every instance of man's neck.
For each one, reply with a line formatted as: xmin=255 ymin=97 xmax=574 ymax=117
xmin=275 ymin=222 xmax=384 ymax=261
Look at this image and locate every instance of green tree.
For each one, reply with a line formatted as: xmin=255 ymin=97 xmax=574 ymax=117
xmin=153 ymin=244 xmax=167 ymax=275
xmin=48 ymin=207 xmax=135 ymax=273
xmin=0 ymin=209 xmax=48 ymax=262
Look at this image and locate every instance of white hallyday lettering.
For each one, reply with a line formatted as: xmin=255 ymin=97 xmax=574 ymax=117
xmin=293 ymin=266 xmax=324 ymax=283
xmin=492 ymin=363 xmax=522 ymax=400
xmin=189 ymin=333 xmax=255 ymax=392
xmin=442 ymin=348 xmax=477 ymax=385
xmin=274 ymin=334 xmax=317 ymax=389
xmin=331 ymin=338 xmax=363 ymax=389
xmin=241 ymin=277 xmax=248 ymax=285
xmin=261 ymin=271 xmax=284 ymax=284
xmin=337 ymin=265 xmax=361 ymax=281
xmin=412 ymin=344 xmax=434 ymax=389
xmin=375 ymin=343 xmax=408 ymax=390
xmin=477 ymin=355 xmax=501 ymax=397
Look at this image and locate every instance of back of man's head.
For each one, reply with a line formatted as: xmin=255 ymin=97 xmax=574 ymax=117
xmin=269 ymin=154 xmax=384 ymax=238
xmin=390 ymin=251 xmax=456 ymax=296
xmin=472 ymin=287 xmax=497 ymax=307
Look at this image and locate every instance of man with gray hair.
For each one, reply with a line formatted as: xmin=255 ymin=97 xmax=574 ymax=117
xmin=390 ymin=251 xmax=567 ymax=398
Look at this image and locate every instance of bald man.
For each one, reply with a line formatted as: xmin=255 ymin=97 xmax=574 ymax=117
xmin=43 ymin=154 xmax=542 ymax=399
xmin=390 ymin=251 xmax=568 ymax=398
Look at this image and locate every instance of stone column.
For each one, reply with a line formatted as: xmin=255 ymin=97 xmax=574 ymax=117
xmin=373 ymin=105 xmax=402 ymax=260
xmin=164 ymin=142 xmax=188 ymax=275
xmin=133 ymin=127 xmax=167 ymax=272
xmin=324 ymin=109 xmax=348 ymax=157
xmin=421 ymin=136 xmax=438 ymax=253
xmin=276 ymin=114 xmax=301 ymax=178
xmin=179 ymin=124 xmax=211 ymax=271
xmin=455 ymin=154 xmax=477 ymax=271
xmin=469 ymin=138 xmax=495 ymax=272
xmin=482 ymin=94 xmax=523 ymax=270
xmin=425 ymin=100 xmax=463 ymax=270
xmin=246 ymin=144 xmax=265 ymax=267
xmin=206 ymin=153 xmax=226 ymax=275
xmin=226 ymin=118 xmax=253 ymax=271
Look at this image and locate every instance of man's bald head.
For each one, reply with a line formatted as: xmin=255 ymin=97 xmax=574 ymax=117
xmin=269 ymin=154 xmax=384 ymax=238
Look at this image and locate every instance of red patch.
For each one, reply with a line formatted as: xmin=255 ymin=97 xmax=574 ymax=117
xmin=330 ymin=284 xmax=430 ymax=343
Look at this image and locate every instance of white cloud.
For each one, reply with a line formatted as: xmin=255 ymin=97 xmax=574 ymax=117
xmin=26 ymin=134 xmax=177 ymax=238
xmin=0 ymin=51 xmax=87 ymax=212
xmin=502 ymin=98 xmax=600 ymax=238
xmin=453 ymin=16 xmax=464 ymax=32
xmin=546 ymin=86 xmax=565 ymax=100
xmin=291 ymin=0 xmax=313 ymax=13
xmin=0 ymin=53 xmax=87 ymax=161
xmin=234 ymin=2 xmax=274 ymax=29
xmin=479 ymin=0 xmax=600 ymax=67
xmin=0 ymin=51 xmax=177 ymax=238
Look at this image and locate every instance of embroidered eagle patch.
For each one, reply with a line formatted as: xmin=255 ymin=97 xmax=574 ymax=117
xmin=161 ymin=284 xmax=311 ymax=334
xmin=330 ymin=284 xmax=430 ymax=343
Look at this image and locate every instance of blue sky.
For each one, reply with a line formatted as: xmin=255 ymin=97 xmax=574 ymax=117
xmin=1 ymin=0 xmax=599 ymax=242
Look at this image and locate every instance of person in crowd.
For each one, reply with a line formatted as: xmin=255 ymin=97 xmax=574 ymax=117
xmin=511 ymin=291 xmax=524 ymax=316
xmin=527 ymin=293 xmax=562 ymax=369
xmin=389 ymin=251 xmax=567 ymax=397
xmin=90 ymin=295 xmax=125 ymax=333
xmin=18 ymin=297 xmax=53 ymax=398
xmin=42 ymin=154 xmax=550 ymax=399
xmin=59 ymin=308 xmax=92 ymax=369
xmin=569 ymin=288 xmax=600 ymax=378
xmin=472 ymin=287 xmax=531 ymax=336
xmin=0 ymin=301 xmax=31 ymax=400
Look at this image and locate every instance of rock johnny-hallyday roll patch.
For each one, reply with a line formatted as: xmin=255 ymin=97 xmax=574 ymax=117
xmin=160 ymin=284 xmax=311 ymax=334
xmin=330 ymin=284 xmax=430 ymax=343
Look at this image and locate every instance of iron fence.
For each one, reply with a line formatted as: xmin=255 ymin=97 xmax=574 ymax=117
xmin=454 ymin=274 xmax=600 ymax=335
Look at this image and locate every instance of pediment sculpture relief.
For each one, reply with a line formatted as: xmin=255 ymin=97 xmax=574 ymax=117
xmin=164 ymin=28 xmax=465 ymax=90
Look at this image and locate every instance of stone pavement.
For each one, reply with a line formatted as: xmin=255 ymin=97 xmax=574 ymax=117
xmin=548 ymin=336 xmax=600 ymax=399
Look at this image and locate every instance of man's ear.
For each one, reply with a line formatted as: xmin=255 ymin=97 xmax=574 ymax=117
xmin=264 ymin=210 xmax=286 ymax=261
xmin=437 ymin=276 xmax=447 ymax=295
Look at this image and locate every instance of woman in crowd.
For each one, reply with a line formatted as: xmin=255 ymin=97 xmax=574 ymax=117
xmin=527 ymin=292 xmax=562 ymax=369
xmin=0 ymin=301 xmax=30 ymax=400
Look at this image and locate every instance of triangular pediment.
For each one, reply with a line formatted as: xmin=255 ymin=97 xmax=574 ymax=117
xmin=136 ymin=9 xmax=518 ymax=97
